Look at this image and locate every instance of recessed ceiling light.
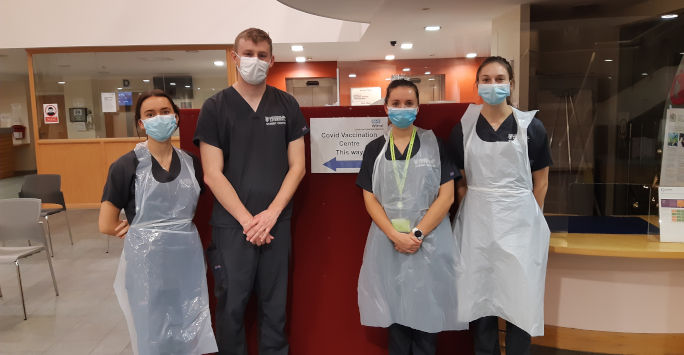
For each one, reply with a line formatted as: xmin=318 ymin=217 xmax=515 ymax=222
xmin=402 ymin=68 xmax=410 ymax=72
xmin=57 ymin=81 xmax=66 ymax=85
xmin=385 ymin=54 xmax=395 ymax=60
xmin=641 ymin=72 xmax=648 ymax=76
xmin=211 ymin=88 xmax=215 ymax=91
xmin=142 ymin=79 xmax=150 ymax=83
xmin=170 ymin=82 xmax=176 ymax=86
xmin=291 ymin=45 xmax=303 ymax=52
xmin=348 ymin=74 xmax=357 ymax=78
xmin=385 ymin=78 xmax=391 ymax=81
xmin=661 ymin=14 xmax=678 ymax=19
xmin=428 ymin=78 xmax=435 ymax=81
xmin=213 ymin=60 xmax=225 ymax=67
xmin=425 ymin=26 xmax=441 ymax=31
xmin=604 ymin=59 xmax=614 ymax=62
xmin=401 ymin=43 xmax=413 ymax=50
xmin=466 ymin=53 xmax=477 ymax=58
xmin=680 ymin=52 xmax=684 ymax=55
xmin=117 ymin=87 xmax=122 ymax=90
xmin=185 ymin=85 xmax=191 ymax=88
xmin=197 ymin=87 xmax=201 ymax=90
xmin=425 ymin=71 xmax=431 ymax=75
xmin=295 ymin=56 xmax=306 ymax=63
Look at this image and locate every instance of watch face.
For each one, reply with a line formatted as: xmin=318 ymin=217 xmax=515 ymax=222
xmin=414 ymin=230 xmax=422 ymax=238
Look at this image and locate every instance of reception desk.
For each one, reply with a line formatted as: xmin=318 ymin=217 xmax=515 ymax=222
xmin=536 ymin=224 xmax=684 ymax=354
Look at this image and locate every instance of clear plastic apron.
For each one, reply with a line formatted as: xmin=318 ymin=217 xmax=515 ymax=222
xmin=113 ymin=142 xmax=218 ymax=355
xmin=453 ymin=104 xmax=550 ymax=336
xmin=358 ymin=128 xmax=467 ymax=333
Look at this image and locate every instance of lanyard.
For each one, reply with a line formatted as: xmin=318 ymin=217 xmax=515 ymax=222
xmin=389 ymin=127 xmax=416 ymax=196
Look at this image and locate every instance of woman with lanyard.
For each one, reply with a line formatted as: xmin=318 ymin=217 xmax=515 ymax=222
xmin=449 ymin=56 xmax=552 ymax=355
xmin=356 ymin=78 xmax=466 ymax=355
xmin=99 ymin=90 xmax=217 ymax=355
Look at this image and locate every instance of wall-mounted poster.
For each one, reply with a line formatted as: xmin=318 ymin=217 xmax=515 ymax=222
xmin=351 ymin=87 xmax=382 ymax=106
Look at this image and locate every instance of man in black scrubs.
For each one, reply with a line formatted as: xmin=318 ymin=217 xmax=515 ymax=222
xmin=193 ymin=28 xmax=308 ymax=355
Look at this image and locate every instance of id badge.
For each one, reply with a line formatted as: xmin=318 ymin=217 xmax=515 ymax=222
xmin=391 ymin=218 xmax=411 ymax=233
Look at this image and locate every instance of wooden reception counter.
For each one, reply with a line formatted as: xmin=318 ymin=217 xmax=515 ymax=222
xmin=536 ymin=223 xmax=684 ymax=354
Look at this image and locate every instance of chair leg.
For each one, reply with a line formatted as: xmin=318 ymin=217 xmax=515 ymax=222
xmin=105 ymin=234 xmax=110 ymax=254
xmin=44 ymin=216 xmax=54 ymax=257
xmin=15 ymin=260 xmax=27 ymax=320
xmin=64 ymin=210 xmax=74 ymax=245
xmin=45 ymin=250 xmax=59 ymax=296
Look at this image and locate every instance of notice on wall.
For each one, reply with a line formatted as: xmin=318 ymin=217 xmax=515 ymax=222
xmin=351 ymin=87 xmax=382 ymax=106
xmin=659 ymin=187 xmax=684 ymax=243
xmin=43 ymin=104 xmax=59 ymax=124
xmin=310 ymin=117 xmax=387 ymax=173
xmin=660 ymin=108 xmax=684 ymax=186
xmin=101 ymin=92 xmax=117 ymax=113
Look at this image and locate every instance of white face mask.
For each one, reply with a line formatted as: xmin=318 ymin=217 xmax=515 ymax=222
xmin=236 ymin=55 xmax=270 ymax=85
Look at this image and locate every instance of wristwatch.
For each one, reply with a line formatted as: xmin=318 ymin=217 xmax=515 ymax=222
xmin=412 ymin=227 xmax=423 ymax=241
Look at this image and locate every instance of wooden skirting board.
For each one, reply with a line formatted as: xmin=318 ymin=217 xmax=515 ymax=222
xmin=532 ymin=325 xmax=684 ymax=354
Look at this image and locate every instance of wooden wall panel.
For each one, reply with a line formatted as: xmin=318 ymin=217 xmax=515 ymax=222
xmin=36 ymin=137 xmax=180 ymax=208
xmin=533 ymin=325 xmax=684 ymax=354
xmin=37 ymin=141 xmax=105 ymax=207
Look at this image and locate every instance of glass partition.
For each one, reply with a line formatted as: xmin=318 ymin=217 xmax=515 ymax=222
xmin=528 ymin=1 xmax=684 ymax=229
xmin=32 ymin=49 xmax=227 ymax=139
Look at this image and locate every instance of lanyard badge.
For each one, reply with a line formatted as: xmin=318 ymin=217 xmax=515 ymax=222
xmin=389 ymin=128 xmax=416 ymax=209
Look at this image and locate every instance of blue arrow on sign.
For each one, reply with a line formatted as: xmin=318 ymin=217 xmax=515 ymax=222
xmin=323 ymin=157 xmax=362 ymax=171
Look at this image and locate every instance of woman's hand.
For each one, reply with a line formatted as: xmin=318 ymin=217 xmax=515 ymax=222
xmin=114 ymin=220 xmax=129 ymax=239
xmin=391 ymin=231 xmax=422 ymax=254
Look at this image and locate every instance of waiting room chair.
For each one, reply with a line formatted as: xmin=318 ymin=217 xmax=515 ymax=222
xmin=19 ymin=174 xmax=74 ymax=256
xmin=0 ymin=198 xmax=59 ymax=320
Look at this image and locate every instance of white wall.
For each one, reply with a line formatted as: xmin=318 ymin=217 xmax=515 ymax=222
xmin=0 ymin=0 xmax=368 ymax=49
xmin=491 ymin=6 xmax=520 ymax=107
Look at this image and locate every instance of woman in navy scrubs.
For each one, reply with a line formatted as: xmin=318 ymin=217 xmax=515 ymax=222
xmin=357 ymin=79 xmax=466 ymax=355
xmin=449 ymin=56 xmax=552 ymax=355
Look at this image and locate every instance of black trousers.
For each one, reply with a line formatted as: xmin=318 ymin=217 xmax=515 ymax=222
xmin=470 ymin=316 xmax=530 ymax=355
xmin=207 ymin=220 xmax=291 ymax=355
xmin=388 ymin=324 xmax=437 ymax=355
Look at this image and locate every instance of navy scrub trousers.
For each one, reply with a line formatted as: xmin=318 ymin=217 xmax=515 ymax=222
xmin=208 ymin=220 xmax=292 ymax=355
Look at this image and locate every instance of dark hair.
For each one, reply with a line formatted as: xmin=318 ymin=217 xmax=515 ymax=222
xmin=134 ymin=89 xmax=180 ymax=124
xmin=476 ymin=56 xmax=514 ymax=83
xmin=234 ymin=27 xmax=273 ymax=55
xmin=384 ymin=78 xmax=420 ymax=105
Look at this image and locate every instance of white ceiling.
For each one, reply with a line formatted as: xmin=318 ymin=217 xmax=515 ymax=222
xmin=0 ymin=0 xmax=679 ymax=77
xmin=274 ymin=0 xmax=529 ymax=62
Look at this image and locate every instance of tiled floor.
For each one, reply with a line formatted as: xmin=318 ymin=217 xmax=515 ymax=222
xmin=0 ymin=176 xmax=25 ymax=200
xmin=0 ymin=207 xmax=131 ymax=354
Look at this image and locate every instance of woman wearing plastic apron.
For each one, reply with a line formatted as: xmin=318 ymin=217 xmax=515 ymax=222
xmin=357 ymin=79 xmax=466 ymax=355
xmin=99 ymin=90 xmax=217 ymax=355
xmin=449 ymin=57 xmax=552 ymax=355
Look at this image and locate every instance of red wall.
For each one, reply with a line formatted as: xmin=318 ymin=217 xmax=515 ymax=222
xmin=179 ymin=103 xmax=473 ymax=355
xmin=338 ymin=58 xmax=484 ymax=106
xmin=265 ymin=58 xmax=484 ymax=107
xmin=266 ymin=61 xmax=338 ymax=91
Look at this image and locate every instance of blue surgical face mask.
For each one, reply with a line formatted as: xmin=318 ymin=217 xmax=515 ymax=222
xmin=478 ymin=83 xmax=510 ymax=105
xmin=387 ymin=107 xmax=418 ymax=128
xmin=142 ymin=114 xmax=177 ymax=142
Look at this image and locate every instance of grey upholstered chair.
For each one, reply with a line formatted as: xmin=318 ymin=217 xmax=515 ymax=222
xmin=0 ymin=198 xmax=59 ymax=320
